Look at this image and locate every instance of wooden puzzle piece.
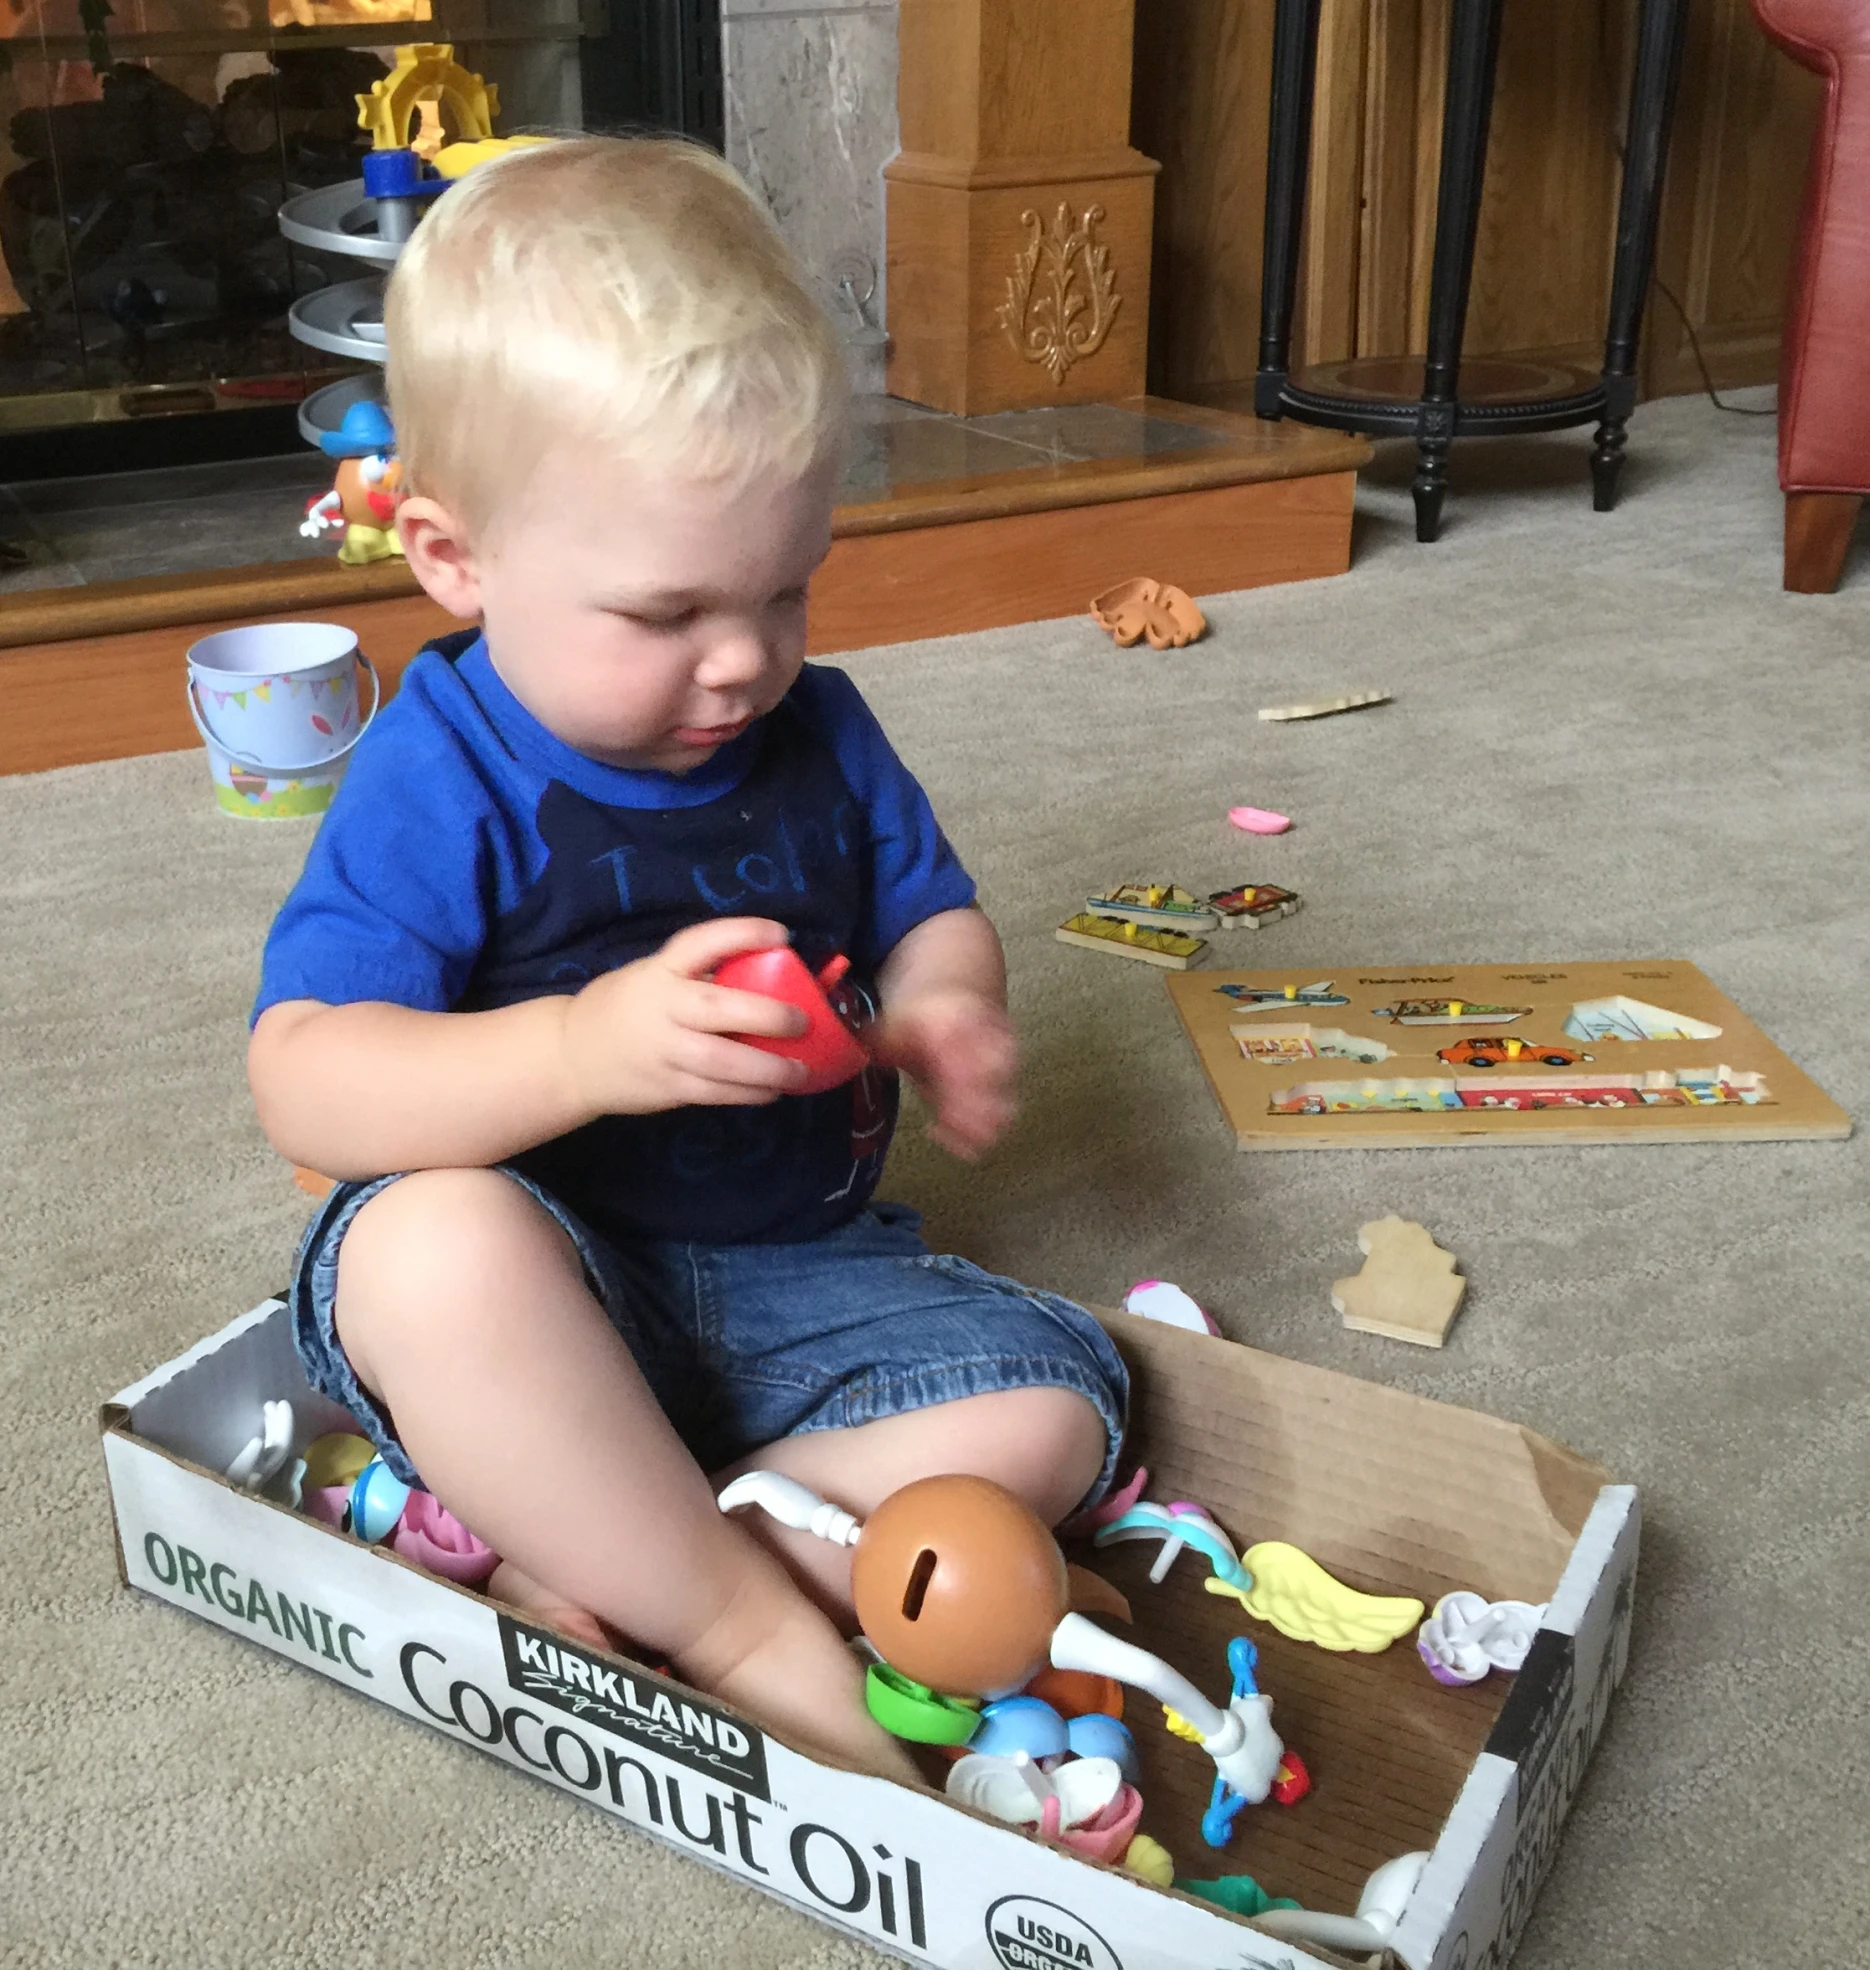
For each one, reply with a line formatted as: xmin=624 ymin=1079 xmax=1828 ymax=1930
xmin=1208 ymin=884 xmax=1300 ymax=930
xmin=1089 ymin=577 xmax=1207 ymax=651
xmin=1370 ymin=997 xmax=1532 ymax=1026
xmin=1219 ymin=978 xmax=1348 ymax=1011
xmin=1564 ymin=995 xmax=1723 ymax=1042
xmin=1275 ymin=1068 xmax=1773 ymax=1115
xmin=1257 ymin=690 xmax=1390 ymax=722
xmin=1330 ymin=1215 xmax=1466 ymax=1348
xmin=1088 ymin=881 xmax=1218 ymax=930
xmin=1232 ymin=1023 xmax=1391 ymax=1065
xmin=1056 ymin=912 xmax=1206 ymax=969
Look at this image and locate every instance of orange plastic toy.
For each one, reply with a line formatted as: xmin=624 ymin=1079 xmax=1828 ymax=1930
xmin=1089 ymin=577 xmax=1207 ymax=651
xmin=851 ymin=1475 xmax=1072 ymax=1695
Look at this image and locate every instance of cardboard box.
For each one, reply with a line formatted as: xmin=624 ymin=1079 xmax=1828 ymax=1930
xmin=100 ymin=1301 xmax=1638 ymax=1970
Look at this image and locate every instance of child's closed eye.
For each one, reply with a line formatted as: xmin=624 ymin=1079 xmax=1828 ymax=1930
xmin=625 ymin=607 xmax=700 ymax=635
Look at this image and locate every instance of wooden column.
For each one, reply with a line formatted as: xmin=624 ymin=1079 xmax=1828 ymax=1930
xmin=885 ymin=0 xmax=1160 ymax=414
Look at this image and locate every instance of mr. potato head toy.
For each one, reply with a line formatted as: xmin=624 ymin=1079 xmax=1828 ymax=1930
xmin=719 ymin=1470 xmax=1290 ymax=1819
xmin=301 ymin=400 xmax=406 ymax=567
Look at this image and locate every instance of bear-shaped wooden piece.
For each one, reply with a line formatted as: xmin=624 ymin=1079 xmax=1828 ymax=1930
xmin=1330 ymin=1215 xmax=1466 ymax=1348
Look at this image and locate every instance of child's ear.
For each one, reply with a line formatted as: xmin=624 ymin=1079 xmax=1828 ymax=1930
xmin=397 ymin=496 xmax=483 ymax=620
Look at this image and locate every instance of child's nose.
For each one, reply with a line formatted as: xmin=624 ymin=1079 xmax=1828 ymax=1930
xmin=696 ymin=629 xmax=771 ymax=691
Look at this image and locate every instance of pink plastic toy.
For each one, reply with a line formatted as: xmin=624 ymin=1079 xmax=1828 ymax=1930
xmin=1058 ymin=1464 xmax=1150 ymax=1539
xmin=1123 ymin=1279 xmax=1220 ymax=1335
xmin=302 ymin=1485 xmax=353 ymax=1528
xmin=391 ymin=1491 xmax=498 ymax=1585
xmin=1228 ymin=806 xmax=1292 ymax=835
xmin=712 ymin=946 xmax=870 ymax=1094
xmin=1057 ymin=1782 xmax=1145 ymax=1863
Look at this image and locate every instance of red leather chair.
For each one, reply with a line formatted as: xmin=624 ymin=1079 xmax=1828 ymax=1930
xmin=1752 ymin=0 xmax=1870 ymax=591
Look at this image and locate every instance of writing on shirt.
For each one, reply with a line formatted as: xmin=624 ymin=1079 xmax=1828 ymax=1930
xmin=588 ymin=802 xmax=858 ymax=918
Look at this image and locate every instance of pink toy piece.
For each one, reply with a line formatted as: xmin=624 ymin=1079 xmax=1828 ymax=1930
xmin=1057 ymin=1783 xmax=1145 ymax=1864
xmin=391 ymin=1491 xmax=499 ymax=1585
xmin=1124 ymin=1279 xmax=1221 ymax=1336
xmin=1229 ymin=806 xmax=1292 ymax=835
xmin=1058 ymin=1465 xmax=1150 ymax=1539
xmin=712 ymin=945 xmax=871 ymax=1095
xmin=302 ymin=1484 xmax=352 ymax=1528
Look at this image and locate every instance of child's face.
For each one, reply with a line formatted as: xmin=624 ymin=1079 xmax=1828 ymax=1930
xmin=463 ymin=449 xmax=836 ymax=773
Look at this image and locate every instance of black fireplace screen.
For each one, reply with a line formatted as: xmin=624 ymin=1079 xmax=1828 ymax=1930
xmin=0 ymin=0 xmax=720 ymax=460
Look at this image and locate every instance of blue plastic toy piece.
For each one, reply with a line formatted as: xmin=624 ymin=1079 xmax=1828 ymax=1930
xmin=349 ymin=1457 xmax=413 ymax=1544
xmin=1200 ymin=1638 xmax=1264 ymax=1849
xmin=1092 ymin=1503 xmax=1253 ymax=1593
xmin=966 ymin=1696 xmax=1069 ymax=1761
xmin=361 ymin=148 xmax=446 ymax=203
xmin=1065 ymin=1712 xmax=1138 ymax=1784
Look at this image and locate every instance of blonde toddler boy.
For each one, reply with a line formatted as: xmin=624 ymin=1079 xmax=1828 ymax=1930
xmin=249 ymin=138 xmax=1127 ymax=1777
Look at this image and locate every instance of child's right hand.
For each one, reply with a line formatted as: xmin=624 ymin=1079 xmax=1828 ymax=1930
xmin=559 ymin=918 xmax=813 ymax=1116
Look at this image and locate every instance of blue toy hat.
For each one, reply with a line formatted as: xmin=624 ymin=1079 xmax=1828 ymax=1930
xmin=318 ymin=399 xmax=396 ymax=459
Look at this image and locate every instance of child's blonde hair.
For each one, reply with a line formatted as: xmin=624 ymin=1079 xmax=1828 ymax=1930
xmin=385 ymin=136 xmax=848 ymax=536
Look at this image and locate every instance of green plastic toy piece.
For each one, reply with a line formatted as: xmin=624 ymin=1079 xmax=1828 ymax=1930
xmin=863 ymin=1662 xmax=981 ymax=1745
xmin=1176 ymin=1875 xmax=1305 ymax=1918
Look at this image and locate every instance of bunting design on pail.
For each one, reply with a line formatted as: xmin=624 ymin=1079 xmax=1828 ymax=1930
xmin=187 ymin=624 xmax=375 ymax=821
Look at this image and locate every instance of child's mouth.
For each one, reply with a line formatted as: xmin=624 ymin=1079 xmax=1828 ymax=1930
xmin=671 ymin=717 xmax=752 ymax=747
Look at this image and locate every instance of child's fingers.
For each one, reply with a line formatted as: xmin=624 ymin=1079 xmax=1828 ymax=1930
xmin=657 ymin=916 xmax=790 ymax=979
xmin=688 ymin=982 xmax=810 ymax=1040
xmin=673 ymin=1029 xmax=810 ymax=1093
xmin=923 ymin=1077 xmax=1017 ymax=1159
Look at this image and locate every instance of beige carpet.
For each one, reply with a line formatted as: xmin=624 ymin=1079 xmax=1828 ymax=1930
xmin=5 ymin=390 xmax=1868 ymax=1968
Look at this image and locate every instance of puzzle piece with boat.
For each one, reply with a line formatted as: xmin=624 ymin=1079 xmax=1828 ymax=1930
xmin=1056 ymin=881 xmax=1301 ymax=968
xmin=1166 ymin=960 xmax=1850 ymax=1149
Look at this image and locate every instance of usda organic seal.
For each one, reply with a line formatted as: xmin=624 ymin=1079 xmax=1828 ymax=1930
xmin=984 ymin=1896 xmax=1123 ymax=1970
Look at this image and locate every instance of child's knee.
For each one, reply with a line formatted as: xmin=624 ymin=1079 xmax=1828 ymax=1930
xmin=991 ymin=1385 xmax=1112 ymax=1521
xmin=335 ymin=1169 xmax=578 ymax=1360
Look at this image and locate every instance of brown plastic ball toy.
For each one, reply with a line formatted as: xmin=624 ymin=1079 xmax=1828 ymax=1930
xmin=851 ymin=1474 xmax=1071 ymax=1696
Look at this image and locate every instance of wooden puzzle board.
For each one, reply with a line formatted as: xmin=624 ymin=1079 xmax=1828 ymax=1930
xmin=1167 ymin=959 xmax=1851 ymax=1150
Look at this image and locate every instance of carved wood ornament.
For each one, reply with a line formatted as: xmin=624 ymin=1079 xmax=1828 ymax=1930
xmin=997 ymin=203 xmax=1122 ymax=383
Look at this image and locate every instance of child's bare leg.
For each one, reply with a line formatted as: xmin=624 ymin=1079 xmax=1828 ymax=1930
xmin=333 ymin=1168 xmax=917 ymax=1780
xmin=715 ymin=1386 xmax=1109 ymax=1621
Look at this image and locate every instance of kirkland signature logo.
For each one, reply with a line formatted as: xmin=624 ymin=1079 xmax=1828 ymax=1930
xmin=985 ymin=1897 xmax=1124 ymax=1970
xmin=498 ymin=1614 xmax=770 ymax=1799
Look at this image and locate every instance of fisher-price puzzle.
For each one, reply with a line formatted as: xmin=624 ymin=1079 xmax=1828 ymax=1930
xmin=1168 ymin=959 xmax=1849 ymax=1150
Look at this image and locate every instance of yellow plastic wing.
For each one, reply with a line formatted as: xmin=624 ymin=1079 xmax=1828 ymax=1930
xmin=1204 ymin=1541 xmax=1424 ymax=1652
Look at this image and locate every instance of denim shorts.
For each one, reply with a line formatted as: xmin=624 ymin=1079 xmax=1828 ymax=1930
xmin=289 ymin=1173 xmax=1128 ymax=1509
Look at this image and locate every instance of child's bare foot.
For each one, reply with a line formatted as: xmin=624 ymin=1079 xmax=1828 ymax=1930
xmin=680 ymin=1598 xmax=922 ymax=1786
xmin=488 ymin=1558 xmax=618 ymax=1655
xmin=490 ymin=1560 xmax=917 ymax=1781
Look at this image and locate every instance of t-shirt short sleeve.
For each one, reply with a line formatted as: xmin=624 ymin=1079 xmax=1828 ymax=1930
xmin=251 ymin=660 xmax=521 ymax=1023
xmin=790 ymin=665 xmax=977 ymax=968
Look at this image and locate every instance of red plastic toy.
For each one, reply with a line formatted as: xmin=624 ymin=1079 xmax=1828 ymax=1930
xmin=712 ymin=945 xmax=870 ymax=1094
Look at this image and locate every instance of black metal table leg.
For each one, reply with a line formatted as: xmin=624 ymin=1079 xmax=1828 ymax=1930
xmin=1252 ymin=0 xmax=1682 ymax=537
xmin=1592 ymin=0 xmax=1689 ymax=511
xmin=1412 ymin=0 xmax=1506 ymax=542
xmin=1253 ymin=0 xmax=1323 ymax=419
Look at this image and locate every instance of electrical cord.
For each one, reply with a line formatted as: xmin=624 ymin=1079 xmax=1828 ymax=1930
xmin=1596 ymin=10 xmax=1778 ymax=417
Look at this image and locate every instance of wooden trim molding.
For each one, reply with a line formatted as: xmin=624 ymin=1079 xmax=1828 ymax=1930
xmin=0 ymin=555 xmax=424 ymax=653
xmin=0 ymin=400 xmax=1364 ymax=653
xmin=0 ymin=404 xmax=1367 ymax=777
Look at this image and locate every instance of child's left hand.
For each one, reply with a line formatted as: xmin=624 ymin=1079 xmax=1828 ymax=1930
xmin=868 ymin=988 xmax=1018 ymax=1159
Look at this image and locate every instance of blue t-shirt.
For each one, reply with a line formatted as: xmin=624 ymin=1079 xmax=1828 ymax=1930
xmin=254 ymin=631 xmax=977 ymax=1244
